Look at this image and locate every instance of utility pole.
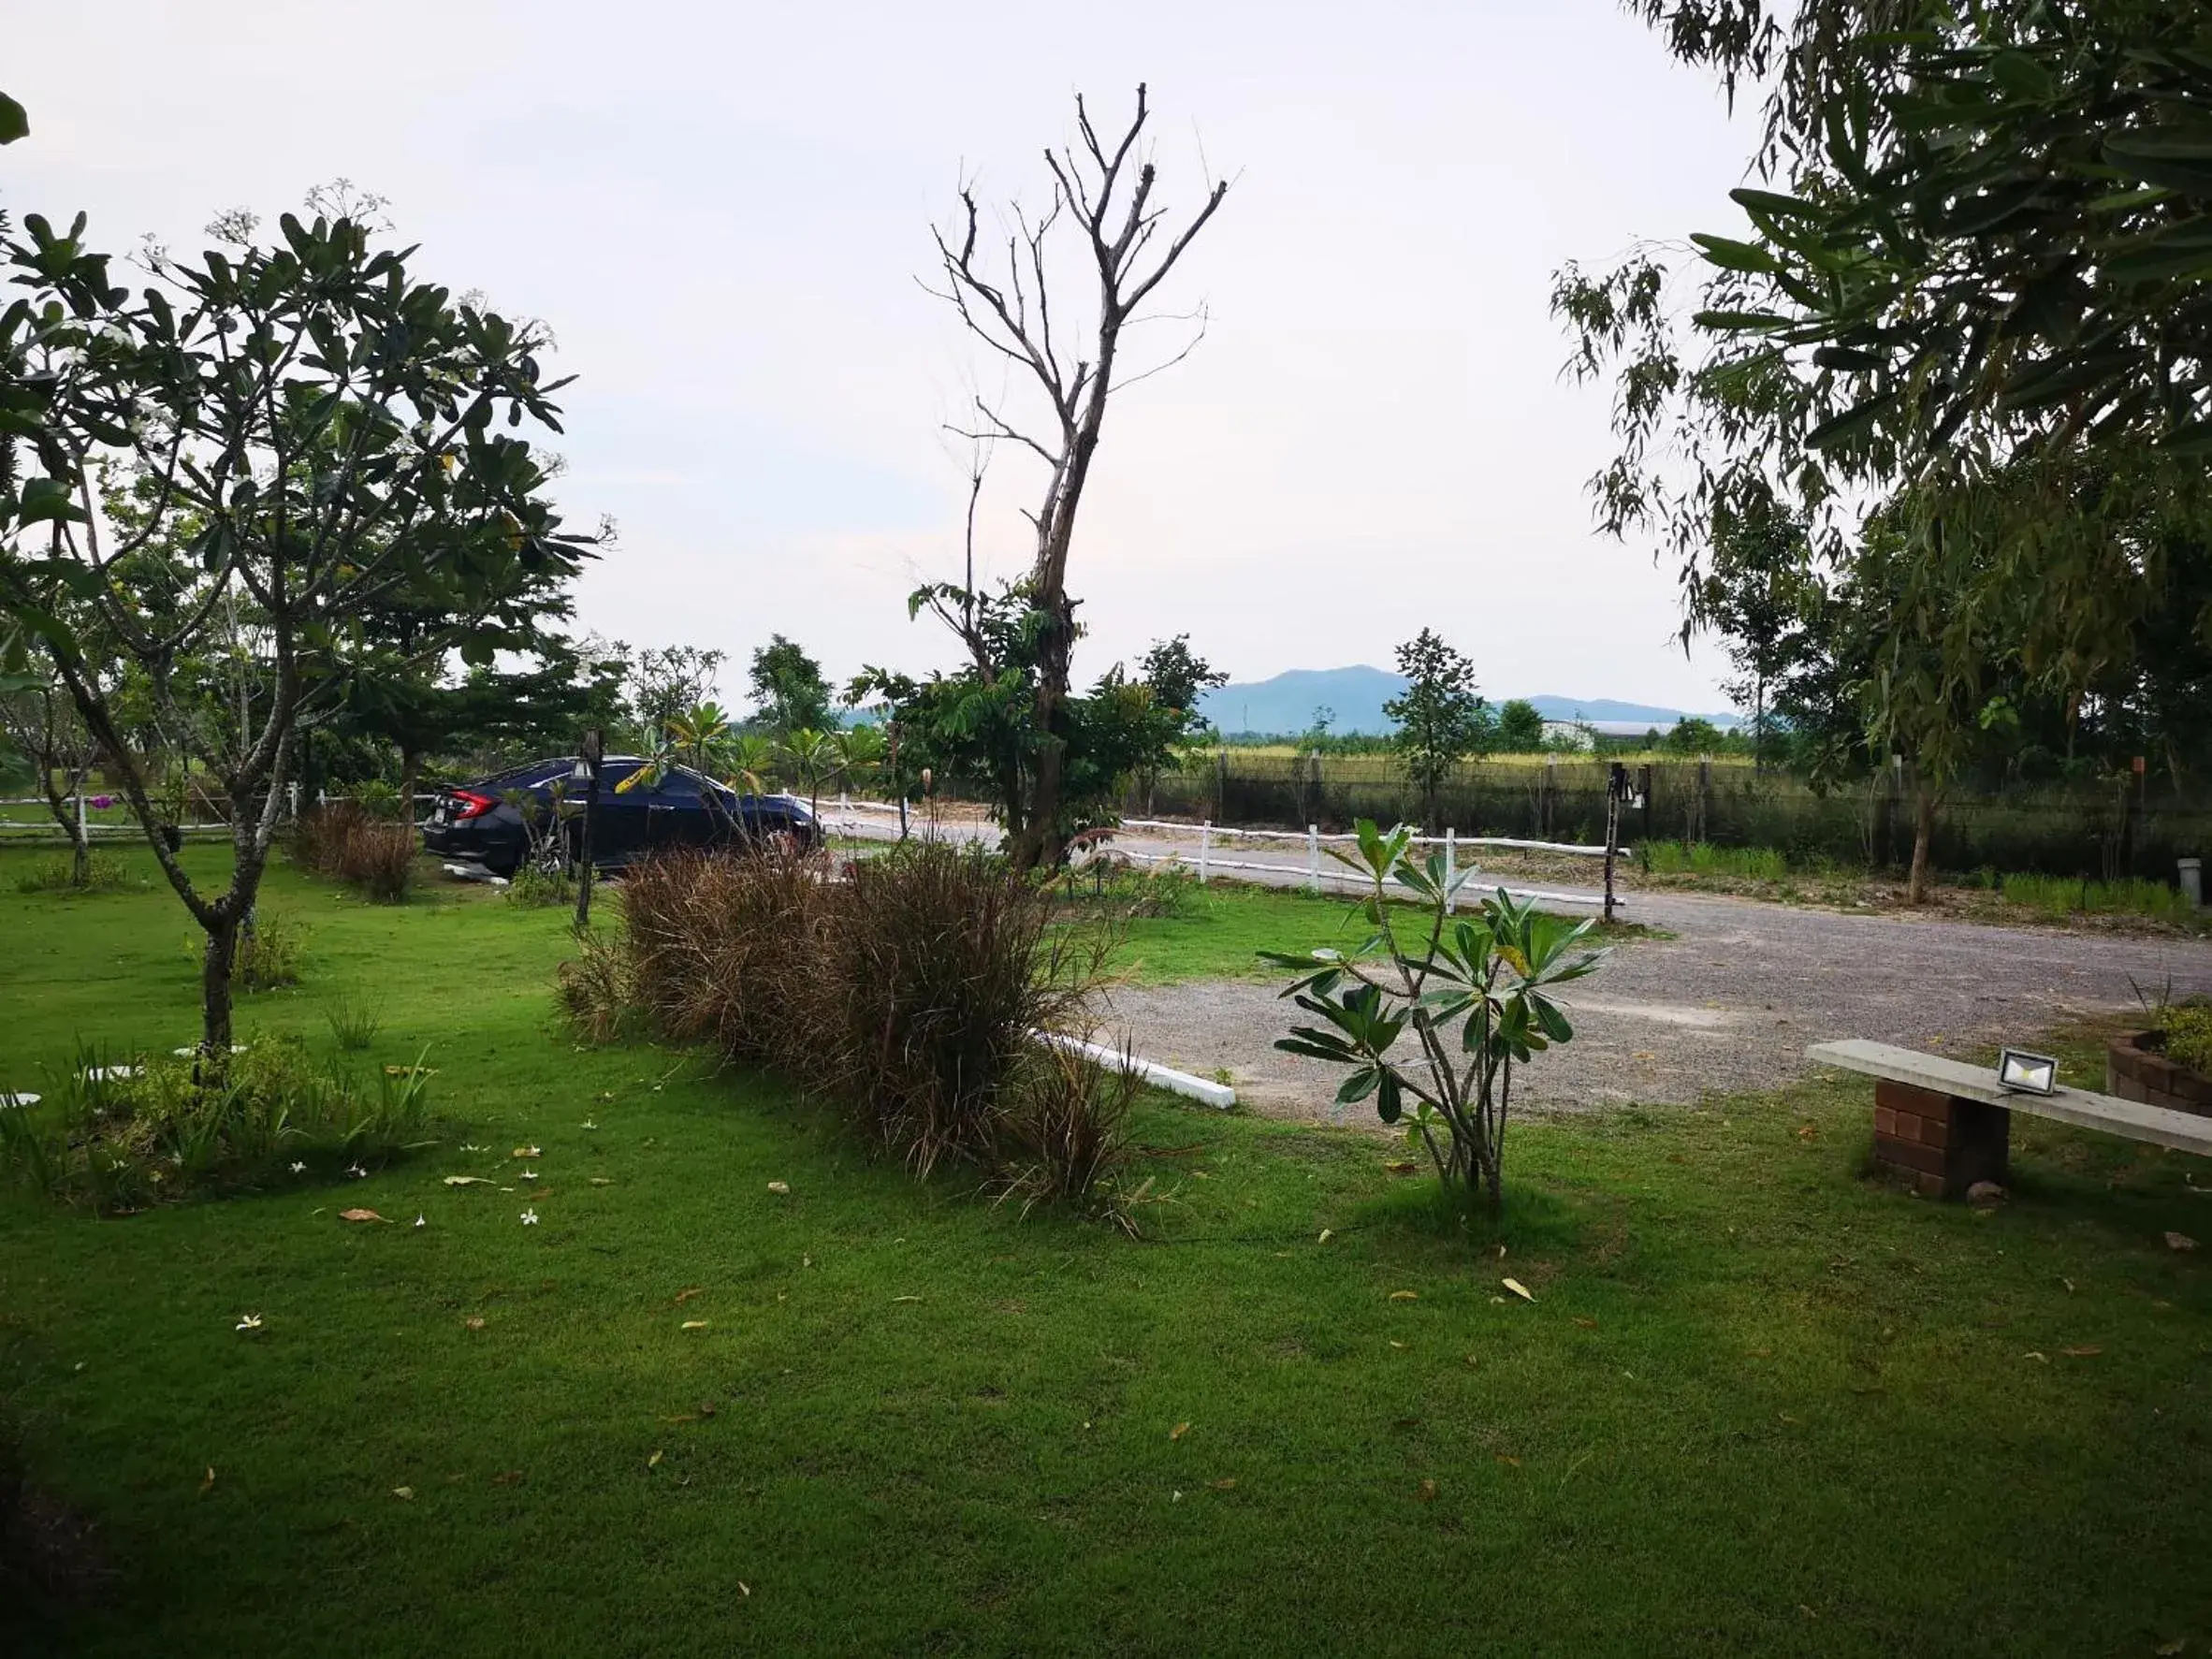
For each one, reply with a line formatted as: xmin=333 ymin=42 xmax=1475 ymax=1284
xmin=573 ymin=727 xmax=604 ymax=932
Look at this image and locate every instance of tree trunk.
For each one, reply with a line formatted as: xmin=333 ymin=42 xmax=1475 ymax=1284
xmin=201 ymin=909 xmax=239 ymax=1055
xmin=1907 ymin=779 xmax=1937 ymax=906
xmin=400 ymin=746 xmax=421 ymax=828
xmin=71 ymin=834 xmax=89 ymax=888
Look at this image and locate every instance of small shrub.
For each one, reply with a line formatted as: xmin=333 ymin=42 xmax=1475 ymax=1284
xmin=0 ymin=1036 xmax=437 ymax=1212
xmin=2165 ymin=1004 xmax=2212 ymax=1076
xmin=826 ymin=842 xmax=1112 ymax=1174
xmin=993 ymin=1041 xmax=1136 ymax=1217
xmin=556 ymin=928 xmax=635 ymax=1046
xmin=236 ymin=908 xmax=305 ymax=989
xmin=336 ymin=822 xmax=417 ymax=902
xmin=506 ymin=861 xmax=575 ymax=908
xmin=1048 ymin=856 xmax=1199 ymax=918
xmin=324 ymin=996 xmax=383 ymax=1051
xmin=288 ymin=802 xmax=416 ymax=902
xmin=12 ymin=852 xmax=131 ymax=895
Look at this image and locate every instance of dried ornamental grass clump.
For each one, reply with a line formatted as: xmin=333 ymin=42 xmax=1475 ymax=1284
xmin=563 ymin=841 xmax=1130 ymax=1204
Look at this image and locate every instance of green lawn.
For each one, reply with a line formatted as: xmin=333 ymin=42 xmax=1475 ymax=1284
xmin=5 ymin=848 xmax=2212 ymax=1655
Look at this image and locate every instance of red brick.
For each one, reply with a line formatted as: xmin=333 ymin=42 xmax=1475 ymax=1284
xmin=1877 ymin=1079 xmax=1951 ymax=1119
xmin=1875 ymin=1137 xmax=1946 ymax=1177
xmin=1874 ymin=1105 xmax=1898 ymax=1136
xmin=1914 ymin=1171 xmax=1945 ymax=1199
xmin=1919 ymin=1113 xmax=1948 ymax=1149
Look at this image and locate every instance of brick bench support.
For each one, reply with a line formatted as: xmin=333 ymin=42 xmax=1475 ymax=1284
xmin=1872 ymin=1079 xmax=2011 ymax=1201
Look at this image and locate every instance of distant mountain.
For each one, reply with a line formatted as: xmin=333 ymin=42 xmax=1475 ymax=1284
xmin=1194 ymin=667 xmax=1740 ymax=736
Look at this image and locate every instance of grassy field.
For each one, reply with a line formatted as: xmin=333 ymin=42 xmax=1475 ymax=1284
xmin=6 ymin=848 xmax=2212 ymax=1655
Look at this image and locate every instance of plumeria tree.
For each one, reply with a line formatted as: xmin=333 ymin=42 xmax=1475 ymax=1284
xmin=1264 ymin=822 xmax=1606 ymax=1209
xmin=0 ymin=203 xmax=599 ymax=1054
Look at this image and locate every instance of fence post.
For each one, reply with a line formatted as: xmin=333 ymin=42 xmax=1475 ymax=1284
xmin=1199 ymin=820 xmax=1212 ymax=884
xmin=1604 ymin=764 xmax=1623 ymax=925
xmin=76 ymin=786 xmax=86 ymax=846
xmin=1541 ymin=754 xmax=1557 ymax=839
xmin=1637 ymin=764 xmax=1653 ymax=850
xmin=1215 ymin=750 xmax=1228 ymax=822
xmin=1444 ymin=825 xmax=1457 ymax=913
xmin=1306 ymin=824 xmax=1319 ymax=894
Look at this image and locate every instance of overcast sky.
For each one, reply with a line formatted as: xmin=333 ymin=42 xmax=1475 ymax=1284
xmin=9 ymin=0 xmax=1754 ymax=711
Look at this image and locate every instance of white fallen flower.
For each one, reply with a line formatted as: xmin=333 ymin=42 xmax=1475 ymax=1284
xmin=520 ymin=1209 xmax=539 ymax=1226
xmin=346 ymin=1163 xmax=367 ymax=1180
xmin=290 ymin=1161 xmax=306 ymax=1174
xmin=520 ymin=1170 xmax=537 ymax=1181
xmin=580 ymin=1119 xmax=598 ymax=1131
xmin=236 ymin=1313 xmax=262 ymax=1332
xmin=414 ymin=1215 xmax=427 ymax=1229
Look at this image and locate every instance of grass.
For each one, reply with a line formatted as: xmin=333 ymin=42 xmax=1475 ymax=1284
xmin=1998 ymin=871 xmax=2205 ymax=925
xmin=5 ymin=846 xmax=2212 ymax=1654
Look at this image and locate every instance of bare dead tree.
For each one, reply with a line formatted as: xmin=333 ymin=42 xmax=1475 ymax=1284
xmin=925 ymin=83 xmax=1229 ymax=870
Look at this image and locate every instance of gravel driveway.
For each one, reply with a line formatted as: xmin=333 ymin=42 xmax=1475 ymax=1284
xmin=1104 ymin=891 xmax=2212 ymax=1124
xmin=833 ymin=804 xmax=2212 ymax=1123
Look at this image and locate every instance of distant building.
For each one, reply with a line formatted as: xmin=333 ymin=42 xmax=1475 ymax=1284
xmin=1540 ymin=720 xmax=1596 ymax=751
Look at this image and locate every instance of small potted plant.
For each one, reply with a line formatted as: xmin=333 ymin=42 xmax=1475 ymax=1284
xmin=2109 ymin=1000 xmax=2212 ymax=1115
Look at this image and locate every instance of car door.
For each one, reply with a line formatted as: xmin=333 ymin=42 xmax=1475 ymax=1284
xmin=588 ymin=762 xmax=649 ymax=866
xmin=645 ymin=768 xmax=714 ymax=854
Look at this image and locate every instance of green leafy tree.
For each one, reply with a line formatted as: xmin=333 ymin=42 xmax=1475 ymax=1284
xmin=1699 ymin=491 xmax=1812 ymax=770
xmin=747 ymin=633 xmax=834 ymax=735
xmin=1553 ymin=0 xmax=2212 ymax=834
xmin=1384 ymin=629 xmax=1492 ymax=823
xmin=1495 ymin=699 xmax=1546 ymax=752
xmin=853 ymin=580 xmax=1178 ymax=849
xmin=0 ymin=202 xmax=597 ymax=1053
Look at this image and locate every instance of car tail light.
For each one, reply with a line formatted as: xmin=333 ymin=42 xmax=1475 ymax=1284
xmin=451 ymin=790 xmax=497 ymax=822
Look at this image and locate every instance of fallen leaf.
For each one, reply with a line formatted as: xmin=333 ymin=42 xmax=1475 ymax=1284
xmin=442 ymin=1175 xmax=492 ymax=1187
xmin=589 ymin=1177 xmax=613 ymax=1186
xmin=1493 ymin=1454 xmax=1521 ymax=1467
xmin=1389 ymin=1289 xmax=1419 ymax=1302
xmin=199 ymin=1466 xmax=215 ymax=1496
xmin=463 ymin=1317 xmax=486 ymax=1331
xmin=2022 ymin=1351 xmax=2048 ymax=1363
xmin=680 ymin=1320 xmax=709 ymax=1332
xmin=699 ymin=1403 xmax=717 ymax=1418
xmin=2155 ymin=1640 xmax=2184 ymax=1656
xmin=1573 ymin=1316 xmax=1598 ymax=1330
xmin=648 ymin=1449 xmax=663 ymax=1468
xmin=2061 ymin=1346 xmax=2103 ymax=1358
xmin=1747 ymin=1346 xmax=1772 ymax=1359
xmin=1384 ymin=1161 xmax=1419 ymax=1176
xmin=1778 ymin=1413 xmax=1800 ymax=1425
xmin=1170 ymin=1421 xmax=1190 ymax=1441
xmin=338 ymin=1208 xmax=385 ymax=1224
xmin=1389 ymin=1339 xmax=1406 ymax=1349
xmin=675 ymin=1288 xmax=703 ymax=1304
xmin=891 ymin=1295 xmax=922 ymax=1304
xmin=1317 ymin=1229 xmax=1333 ymax=1244
xmin=2166 ymin=1232 xmax=2198 ymax=1253
xmin=1502 ymin=1277 xmax=1535 ymax=1303
xmin=2061 ymin=1277 xmax=2075 ymax=1293
xmin=1463 ymin=1354 xmax=1480 ymax=1368
xmin=1417 ymin=1477 xmax=1438 ymax=1502
xmin=662 ymin=1413 xmax=699 ymax=1425
xmin=513 ymin=1146 xmax=540 ymax=1158
xmin=1797 ymin=1124 xmax=1817 ymax=1141
xmin=491 ymin=1470 xmax=525 ymax=1487
xmin=1493 ymin=1244 xmax=1507 ymax=1259
xmin=1393 ymin=1417 xmax=1422 ymax=1431
xmin=391 ymin=1486 xmax=414 ymax=1501
xmin=1207 ymin=1477 xmax=1237 ymax=1492
xmin=766 ymin=1181 xmax=791 ymax=1195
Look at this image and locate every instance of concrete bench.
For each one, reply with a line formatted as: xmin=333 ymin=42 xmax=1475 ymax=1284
xmin=1806 ymin=1039 xmax=2212 ymax=1200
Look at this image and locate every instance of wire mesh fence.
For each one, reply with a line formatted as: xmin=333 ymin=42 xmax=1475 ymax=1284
xmin=1126 ymin=753 xmax=2212 ymax=882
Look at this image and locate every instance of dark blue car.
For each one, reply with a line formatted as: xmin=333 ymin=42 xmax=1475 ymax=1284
xmin=420 ymin=756 xmax=821 ymax=877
